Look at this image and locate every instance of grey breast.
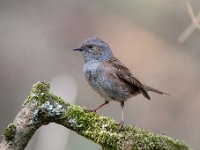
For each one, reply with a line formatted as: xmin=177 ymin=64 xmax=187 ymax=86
xmin=83 ymin=61 xmax=133 ymax=102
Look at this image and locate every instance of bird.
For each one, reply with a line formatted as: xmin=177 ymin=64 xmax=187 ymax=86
xmin=73 ymin=37 xmax=169 ymax=127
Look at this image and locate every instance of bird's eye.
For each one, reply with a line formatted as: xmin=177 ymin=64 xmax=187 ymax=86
xmin=88 ymin=45 xmax=94 ymax=49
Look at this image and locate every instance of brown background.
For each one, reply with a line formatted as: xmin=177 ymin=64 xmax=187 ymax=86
xmin=0 ymin=0 xmax=200 ymax=149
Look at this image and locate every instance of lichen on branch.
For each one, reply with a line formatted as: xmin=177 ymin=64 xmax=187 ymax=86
xmin=0 ymin=82 xmax=192 ymax=150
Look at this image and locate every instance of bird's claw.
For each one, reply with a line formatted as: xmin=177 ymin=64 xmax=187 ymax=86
xmin=85 ymin=109 xmax=97 ymax=113
xmin=118 ymin=121 xmax=125 ymax=131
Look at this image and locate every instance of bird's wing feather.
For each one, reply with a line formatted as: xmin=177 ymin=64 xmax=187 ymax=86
xmin=108 ymin=57 xmax=151 ymax=100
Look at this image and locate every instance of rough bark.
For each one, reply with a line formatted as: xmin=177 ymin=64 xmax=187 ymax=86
xmin=0 ymin=82 xmax=192 ymax=150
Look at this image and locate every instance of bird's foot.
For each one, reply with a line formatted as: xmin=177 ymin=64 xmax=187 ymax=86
xmin=85 ymin=109 xmax=97 ymax=113
xmin=118 ymin=121 xmax=125 ymax=131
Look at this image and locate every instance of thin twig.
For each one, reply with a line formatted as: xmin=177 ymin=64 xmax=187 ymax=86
xmin=185 ymin=0 xmax=199 ymax=26
xmin=178 ymin=0 xmax=200 ymax=43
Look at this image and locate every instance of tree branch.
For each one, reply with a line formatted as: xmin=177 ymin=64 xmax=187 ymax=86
xmin=178 ymin=0 xmax=200 ymax=43
xmin=0 ymin=82 xmax=192 ymax=150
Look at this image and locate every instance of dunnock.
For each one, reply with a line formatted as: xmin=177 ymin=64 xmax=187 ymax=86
xmin=73 ymin=37 xmax=169 ymax=126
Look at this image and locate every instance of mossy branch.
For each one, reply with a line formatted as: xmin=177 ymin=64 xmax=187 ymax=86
xmin=0 ymin=82 xmax=192 ymax=150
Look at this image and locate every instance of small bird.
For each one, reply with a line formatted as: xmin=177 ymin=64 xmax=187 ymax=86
xmin=73 ymin=37 xmax=169 ymax=126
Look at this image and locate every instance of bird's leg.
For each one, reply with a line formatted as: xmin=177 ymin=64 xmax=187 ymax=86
xmin=88 ymin=101 xmax=109 ymax=112
xmin=119 ymin=101 xmax=125 ymax=129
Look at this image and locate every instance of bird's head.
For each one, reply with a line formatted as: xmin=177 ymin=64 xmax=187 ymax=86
xmin=73 ymin=37 xmax=113 ymax=62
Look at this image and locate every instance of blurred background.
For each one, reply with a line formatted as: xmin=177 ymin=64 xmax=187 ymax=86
xmin=0 ymin=0 xmax=200 ymax=149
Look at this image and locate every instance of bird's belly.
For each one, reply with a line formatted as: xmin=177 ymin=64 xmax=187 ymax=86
xmin=87 ymin=73 xmax=134 ymax=102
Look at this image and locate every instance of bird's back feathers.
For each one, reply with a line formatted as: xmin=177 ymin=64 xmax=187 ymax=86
xmin=108 ymin=57 xmax=151 ymax=100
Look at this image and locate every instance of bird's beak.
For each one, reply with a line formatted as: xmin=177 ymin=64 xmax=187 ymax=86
xmin=73 ymin=47 xmax=82 ymax=52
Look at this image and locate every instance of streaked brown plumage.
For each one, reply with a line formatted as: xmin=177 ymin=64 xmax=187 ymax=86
xmin=73 ymin=37 xmax=169 ymax=127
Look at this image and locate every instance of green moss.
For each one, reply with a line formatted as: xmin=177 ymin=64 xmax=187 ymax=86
xmin=31 ymin=81 xmax=50 ymax=93
xmin=63 ymin=105 xmax=119 ymax=149
xmin=131 ymin=129 xmax=191 ymax=150
xmin=2 ymin=123 xmax=16 ymax=141
xmin=22 ymin=81 xmax=192 ymax=150
xmin=23 ymin=81 xmax=49 ymax=105
xmin=62 ymin=104 xmax=192 ymax=150
xmin=51 ymin=94 xmax=69 ymax=106
xmin=23 ymin=95 xmax=32 ymax=106
xmin=23 ymin=81 xmax=68 ymax=107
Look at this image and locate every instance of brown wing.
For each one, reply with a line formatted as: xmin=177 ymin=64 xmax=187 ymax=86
xmin=108 ymin=57 xmax=151 ymax=100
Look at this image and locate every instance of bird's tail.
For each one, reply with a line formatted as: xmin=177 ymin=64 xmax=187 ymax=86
xmin=143 ymin=84 xmax=170 ymax=95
